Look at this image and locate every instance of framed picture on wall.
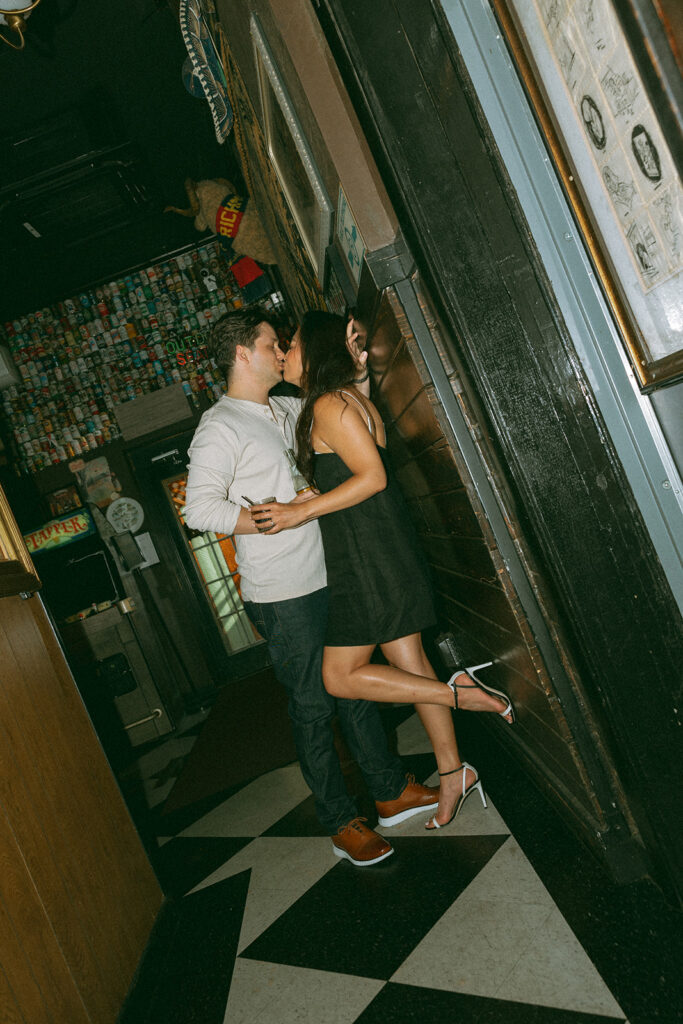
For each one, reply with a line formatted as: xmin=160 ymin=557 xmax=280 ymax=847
xmin=324 ymin=243 xmax=357 ymax=315
xmin=336 ymin=183 xmax=367 ymax=287
xmin=251 ymin=15 xmax=333 ymax=280
xmin=493 ymin=0 xmax=683 ymax=389
xmin=47 ymin=484 xmax=82 ymax=518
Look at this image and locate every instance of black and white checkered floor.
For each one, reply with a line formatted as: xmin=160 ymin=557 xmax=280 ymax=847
xmin=120 ymin=710 xmax=681 ymax=1024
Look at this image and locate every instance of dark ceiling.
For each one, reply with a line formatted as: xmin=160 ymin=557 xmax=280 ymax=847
xmin=0 ymin=0 xmax=242 ymax=322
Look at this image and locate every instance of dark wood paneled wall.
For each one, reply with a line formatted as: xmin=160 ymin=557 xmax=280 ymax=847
xmin=369 ymin=289 xmax=600 ymax=824
xmin=318 ymin=0 xmax=683 ymax=899
xmin=0 ymin=594 xmax=162 ymax=1023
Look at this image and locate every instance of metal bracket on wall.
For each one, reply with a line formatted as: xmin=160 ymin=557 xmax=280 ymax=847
xmin=364 ymin=229 xmax=416 ymax=290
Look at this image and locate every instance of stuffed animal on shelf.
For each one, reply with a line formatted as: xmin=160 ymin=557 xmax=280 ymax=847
xmin=165 ymin=177 xmax=275 ymax=265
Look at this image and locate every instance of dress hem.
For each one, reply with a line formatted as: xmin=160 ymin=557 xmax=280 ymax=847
xmin=324 ymin=617 xmax=437 ymax=648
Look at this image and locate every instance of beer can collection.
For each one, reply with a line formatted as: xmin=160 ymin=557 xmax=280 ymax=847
xmin=0 ymin=240 xmax=257 ymax=473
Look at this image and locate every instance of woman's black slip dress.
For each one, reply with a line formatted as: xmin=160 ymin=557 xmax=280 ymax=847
xmin=313 ymin=394 xmax=436 ymax=647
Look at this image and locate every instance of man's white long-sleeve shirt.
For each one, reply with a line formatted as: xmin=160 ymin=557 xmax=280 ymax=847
xmin=183 ymin=394 xmax=327 ymax=603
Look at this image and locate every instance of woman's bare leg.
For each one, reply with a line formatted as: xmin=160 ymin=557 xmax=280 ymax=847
xmin=381 ymin=634 xmax=475 ymax=826
xmin=323 ymin=637 xmax=476 ymax=826
xmin=322 ymin=643 xmax=509 ymax=715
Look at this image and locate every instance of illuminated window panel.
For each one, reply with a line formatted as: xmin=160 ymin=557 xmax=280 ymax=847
xmin=163 ymin=473 xmax=261 ymax=655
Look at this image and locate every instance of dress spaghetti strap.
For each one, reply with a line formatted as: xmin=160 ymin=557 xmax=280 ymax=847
xmin=313 ymin=389 xmax=382 ymax=454
xmin=338 ymin=389 xmax=374 ymax=432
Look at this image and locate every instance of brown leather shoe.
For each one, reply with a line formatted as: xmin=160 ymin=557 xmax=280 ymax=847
xmin=375 ymin=773 xmax=440 ymax=827
xmin=332 ymin=817 xmax=394 ymax=866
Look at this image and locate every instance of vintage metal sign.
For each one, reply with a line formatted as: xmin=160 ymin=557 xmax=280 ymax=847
xmin=23 ymin=509 xmax=96 ymax=555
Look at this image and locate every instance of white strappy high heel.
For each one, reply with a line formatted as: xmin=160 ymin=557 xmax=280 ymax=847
xmin=446 ymin=661 xmax=516 ymax=724
xmin=425 ymin=762 xmax=487 ymax=830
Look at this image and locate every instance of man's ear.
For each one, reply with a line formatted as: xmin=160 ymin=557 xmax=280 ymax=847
xmin=235 ymin=344 xmax=251 ymax=365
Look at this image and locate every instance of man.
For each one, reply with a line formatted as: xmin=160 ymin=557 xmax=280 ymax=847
xmin=183 ymin=308 xmax=438 ymax=865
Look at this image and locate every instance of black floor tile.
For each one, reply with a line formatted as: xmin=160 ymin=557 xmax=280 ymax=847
xmin=263 ymin=791 xmax=331 ymax=837
xmin=454 ymin=716 xmax=683 ymax=1024
xmin=119 ymin=870 xmax=250 ymax=1024
xmin=151 ymin=836 xmax=252 ymax=896
xmin=240 ymin=834 xmax=507 ymax=979
xmin=355 ymin=983 xmax=625 ymax=1023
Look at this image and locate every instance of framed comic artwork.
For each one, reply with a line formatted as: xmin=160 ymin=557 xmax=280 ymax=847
xmin=493 ymin=0 xmax=683 ymax=389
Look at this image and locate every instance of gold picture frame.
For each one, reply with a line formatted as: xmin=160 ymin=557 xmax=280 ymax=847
xmin=493 ymin=0 xmax=683 ymax=390
xmin=0 ymin=486 xmax=40 ymax=598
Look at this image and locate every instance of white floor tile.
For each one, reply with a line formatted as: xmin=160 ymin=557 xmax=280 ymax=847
xmin=224 ymin=959 xmax=383 ymax=1024
xmin=502 ymin=904 xmax=624 ymax=1017
xmin=393 ymin=889 xmax=551 ymax=995
xmin=392 ymin=838 xmax=623 ymax=1018
xmin=179 ymin=765 xmax=311 ymax=838
xmin=453 ymin=837 xmax=555 ymax=906
xmin=395 ymin=712 xmax=433 ymax=755
xmin=191 ymin=837 xmax=336 ymax=951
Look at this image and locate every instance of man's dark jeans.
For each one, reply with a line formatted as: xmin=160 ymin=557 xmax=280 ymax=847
xmin=243 ymin=587 xmax=405 ymax=833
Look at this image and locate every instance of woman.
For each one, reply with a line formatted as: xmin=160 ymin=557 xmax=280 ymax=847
xmin=250 ymin=312 xmax=514 ymax=829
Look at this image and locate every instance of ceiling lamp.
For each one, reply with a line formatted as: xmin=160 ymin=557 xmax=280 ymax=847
xmin=0 ymin=0 xmax=42 ymax=50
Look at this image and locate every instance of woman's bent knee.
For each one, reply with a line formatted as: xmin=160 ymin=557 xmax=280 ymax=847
xmin=323 ymin=667 xmax=347 ymax=698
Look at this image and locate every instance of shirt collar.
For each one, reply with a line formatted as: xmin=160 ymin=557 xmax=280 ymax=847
xmin=224 ymin=395 xmax=277 ymax=416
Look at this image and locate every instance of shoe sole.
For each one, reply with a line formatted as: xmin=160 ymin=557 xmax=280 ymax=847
xmin=377 ymin=800 xmax=439 ymax=827
xmin=332 ymin=844 xmax=395 ymax=867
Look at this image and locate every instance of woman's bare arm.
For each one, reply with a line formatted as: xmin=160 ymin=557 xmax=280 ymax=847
xmin=249 ymin=393 xmax=385 ymax=533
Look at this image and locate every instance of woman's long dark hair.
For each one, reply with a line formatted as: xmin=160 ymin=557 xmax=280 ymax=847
xmin=294 ymin=311 xmax=357 ymax=483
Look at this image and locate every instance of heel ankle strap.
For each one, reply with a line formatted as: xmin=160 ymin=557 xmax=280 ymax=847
xmin=439 ymin=761 xmax=477 ymax=801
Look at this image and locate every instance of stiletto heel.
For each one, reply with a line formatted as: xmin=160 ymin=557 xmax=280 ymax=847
xmin=446 ymin=661 xmax=516 ymax=724
xmin=425 ymin=762 xmax=486 ymax=830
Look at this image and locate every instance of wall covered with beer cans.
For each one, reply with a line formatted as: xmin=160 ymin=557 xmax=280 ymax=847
xmin=0 ymin=241 xmax=278 ymax=474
